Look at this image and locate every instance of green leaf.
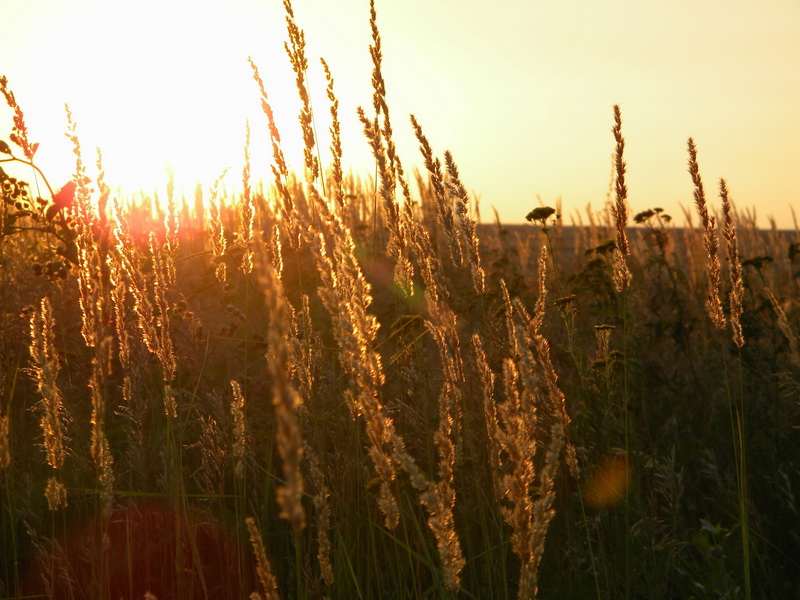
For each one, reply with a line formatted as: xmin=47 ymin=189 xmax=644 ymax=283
xmin=692 ymin=531 xmax=711 ymax=551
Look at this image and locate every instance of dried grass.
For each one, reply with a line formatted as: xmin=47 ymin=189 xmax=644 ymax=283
xmin=2 ymin=4 xmax=796 ymax=599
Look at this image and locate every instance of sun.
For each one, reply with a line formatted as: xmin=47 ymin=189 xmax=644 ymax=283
xmin=3 ymin=0 xmax=374 ymax=213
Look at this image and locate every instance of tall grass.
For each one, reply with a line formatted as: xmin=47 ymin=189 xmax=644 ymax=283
xmin=1 ymin=2 xmax=800 ymax=599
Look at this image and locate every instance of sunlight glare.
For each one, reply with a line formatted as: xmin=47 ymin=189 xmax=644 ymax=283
xmin=7 ymin=0 xmax=359 ymax=208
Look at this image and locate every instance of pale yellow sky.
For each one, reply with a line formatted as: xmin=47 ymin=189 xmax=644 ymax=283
xmin=2 ymin=0 xmax=798 ymax=228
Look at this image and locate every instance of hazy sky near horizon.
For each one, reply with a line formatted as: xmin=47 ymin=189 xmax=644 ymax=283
xmin=2 ymin=0 xmax=798 ymax=227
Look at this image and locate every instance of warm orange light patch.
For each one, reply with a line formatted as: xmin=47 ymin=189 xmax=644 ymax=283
xmin=22 ymin=500 xmax=254 ymax=599
xmin=2 ymin=0 xmax=347 ymax=210
xmin=585 ymin=452 xmax=632 ymax=509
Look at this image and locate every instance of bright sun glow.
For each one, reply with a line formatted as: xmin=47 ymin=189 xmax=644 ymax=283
xmin=5 ymin=0 xmax=374 ymax=205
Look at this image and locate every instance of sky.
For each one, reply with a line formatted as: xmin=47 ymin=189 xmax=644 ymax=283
xmin=1 ymin=0 xmax=798 ymax=228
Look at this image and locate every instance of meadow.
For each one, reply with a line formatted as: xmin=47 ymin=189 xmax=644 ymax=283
xmin=1 ymin=2 xmax=800 ymax=599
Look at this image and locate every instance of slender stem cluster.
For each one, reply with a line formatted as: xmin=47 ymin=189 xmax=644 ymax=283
xmin=257 ymin=248 xmax=306 ymax=534
xmin=0 ymin=75 xmax=36 ymax=160
xmin=611 ymin=105 xmax=631 ymax=293
xmin=321 ymin=58 xmax=344 ymax=212
xmin=688 ymin=138 xmax=725 ymax=330
xmin=720 ymin=179 xmax=744 ymax=347
xmin=241 ymin=120 xmax=254 ymax=274
xmin=29 ymin=297 xmax=69 ymax=510
xmin=282 ymin=0 xmax=319 ymax=185
xmin=248 ymin=57 xmax=296 ymax=244
xmin=411 ymin=116 xmax=463 ymax=269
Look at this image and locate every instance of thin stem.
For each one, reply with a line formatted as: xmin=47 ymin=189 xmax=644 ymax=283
xmin=619 ymin=287 xmax=631 ymax=599
xmin=0 ymin=155 xmax=56 ymax=198
xmin=723 ymin=343 xmax=750 ymax=599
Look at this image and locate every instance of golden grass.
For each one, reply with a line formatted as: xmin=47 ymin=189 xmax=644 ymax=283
xmin=28 ymin=297 xmax=68 ymax=511
xmin=720 ymin=178 xmax=744 ymax=348
xmin=688 ymin=137 xmax=726 ymax=330
xmin=611 ymin=105 xmax=631 ymax=294
xmin=1 ymin=2 xmax=799 ymax=599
